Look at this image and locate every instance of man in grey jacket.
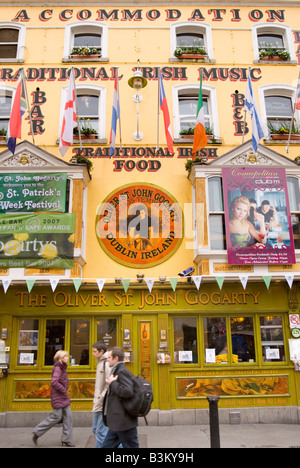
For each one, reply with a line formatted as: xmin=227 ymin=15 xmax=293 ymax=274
xmin=92 ymin=342 xmax=111 ymax=448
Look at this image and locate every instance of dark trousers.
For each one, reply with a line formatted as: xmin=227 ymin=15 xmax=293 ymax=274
xmin=101 ymin=427 xmax=139 ymax=448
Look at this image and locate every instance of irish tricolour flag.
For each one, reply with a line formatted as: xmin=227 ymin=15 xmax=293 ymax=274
xmin=192 ymin=70 xmax=207 ymax=160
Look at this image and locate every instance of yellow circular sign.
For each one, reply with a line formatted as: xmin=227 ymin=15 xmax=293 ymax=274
xmin=95 ymin=183 xmax=183 ymax=268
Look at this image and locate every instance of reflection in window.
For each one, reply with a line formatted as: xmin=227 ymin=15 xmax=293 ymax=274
xmin=265 ymin=95 xmax=293 ymax=131
xmin=260 ymin=316 xmax=285 ymax=362
xmin=287 ymin=177 xmax=300 ymax=249
xmin=0 ymin=91 xmax=12 ymax=133
xmin=77 ymin=94 xmax=99 ymax=134
xmin=204 ymin=317 xmax=228 ymax=363
xmin=45 ymin=320 xmax=65 ymax=365
xmin=70 ymin=319 xmax=90 ymax=365
xmin=208 ymin=177 xmax=226 ymax=250
xmin=258 ymin=33 xmax=284 ymax=50
xmin=18 ymin=319 xmax=39 ymax=366
xmin=97 ymin=319 xmax=117 ymax=349
xmin=231 ymin=317 xmax=256 ymax=363
xmin=74 ymin=33 xmax=101 ymax=51
xmin=174 ymin=317 xmax=198 ymax=364
xmin=178 ymin=90 xmax=210 ymax=133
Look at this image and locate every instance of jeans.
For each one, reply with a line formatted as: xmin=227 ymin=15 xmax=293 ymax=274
xmin=92 ymin=412 xmax=108 ymax=448
xmin=101 ymin=427 xmax=139 ymax=448
xmin=34 ymin=406 xmax=73 ymax=443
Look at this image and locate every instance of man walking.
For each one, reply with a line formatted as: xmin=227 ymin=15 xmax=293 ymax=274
xmin=102 ymin=347 xmax=139 ymax=448
xmin=92 ymin=342 xmax=111 ymax=448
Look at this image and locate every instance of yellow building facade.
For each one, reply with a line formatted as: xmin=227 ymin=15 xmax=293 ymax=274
xmin=1 ymin=0 xmax=300 ymax=425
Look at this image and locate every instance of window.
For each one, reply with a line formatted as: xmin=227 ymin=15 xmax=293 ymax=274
xmin=170 ymin=22 xmax=214 ymax=61
xmin=173 ymin=317 xmax=198 ymax=364
xmin=173 ymin=84 xmax=219 ymax=140
xmin=18 ymin=319 xmax=39 ymax=366
xmin=260 ymin=316 xmax=285 ymax=362
xmin=97 ymin=318 xmax=117 ymax=348
xmin=287 ymin=177 xmax=300 ymax=249
xmin=0 ymin=89 xmax=12 ymax=134
xmin=63 ymin=22 xmax=108 ymax=60
xmin=0 ymin=23 xmax=26 ymax=62
xmin=204 ymin=317 xmax=227 ymax=363
xmin=59 ymin=84 xmax=106 ymax=141
xmin=252 ymin=24 xmax=296 ymax=62
xmin=70 ymin=319 xmax=90 ymax=366
xmin=231 ymin=317 xmax=256 ymax=363
xmin=208 ymin=177 xmax=226 ymax=250
xmin=45 ymin=319 xmax=65 ymax=366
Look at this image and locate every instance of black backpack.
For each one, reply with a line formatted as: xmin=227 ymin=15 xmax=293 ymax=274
xmin=122 ymin=374 xmax=153 ymax=424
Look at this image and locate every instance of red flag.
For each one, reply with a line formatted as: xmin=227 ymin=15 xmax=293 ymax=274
xmin=7 ymin=73 xmax=27 ymax=154
xmin=59 ymin=69 xmax=77 ymax=156
xmin=159 ymin=72 xmax=174 ymax=154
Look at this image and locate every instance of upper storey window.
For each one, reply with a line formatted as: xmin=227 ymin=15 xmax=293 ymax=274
xmin=170 ymin=22 xmax=214 ymax=62
xmin=252 ymin=24 xmax=296 ymax=63
xmin=0 ymin=23 xmax=26 ymax=62
xmin=63 ymin=22 xmax=108 ymax=61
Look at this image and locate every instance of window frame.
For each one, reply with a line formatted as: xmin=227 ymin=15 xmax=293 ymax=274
xmin=252 ymin=23 xmax=296 ymax=63
xmin=63 ymin=21 xmax=108 ymax=61
xmin=0 ymin=22 xmax=26 ymax=62
xmin=170 ymin=22 xmax=214 ymax=61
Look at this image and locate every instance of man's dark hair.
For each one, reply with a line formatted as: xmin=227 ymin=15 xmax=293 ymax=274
xmin=110 ymin=346 xmax=124 ymax=361
xmin=92 ymin=341 xmax=107 ymax=353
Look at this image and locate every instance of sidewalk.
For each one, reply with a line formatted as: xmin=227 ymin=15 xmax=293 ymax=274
xmin=0 ymin=424 xmax=300 ymax=448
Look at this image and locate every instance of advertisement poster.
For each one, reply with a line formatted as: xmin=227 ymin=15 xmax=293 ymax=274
xmin=0 ymin=213 xmax=75 ymax=268
xmin=222 ymin=167 xmax=295 ymax=265
xmin=0 ymin=173 xmax=67 ymax=213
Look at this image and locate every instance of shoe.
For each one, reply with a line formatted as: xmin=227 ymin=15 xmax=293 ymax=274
xmin=32 ymin=433 xmax=39 ymax=446
xmin=61 ymin=441 xmax=76 ymax=447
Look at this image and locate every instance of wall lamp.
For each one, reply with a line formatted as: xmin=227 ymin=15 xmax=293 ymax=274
xmin=128 ymin=60 xmax=148 ymax=141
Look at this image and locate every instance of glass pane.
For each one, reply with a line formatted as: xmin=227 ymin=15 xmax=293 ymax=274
xmin=176 ymin=33 xmax=204 ymax=48
xmin=208 ymin=177 xmax=224 ymax=212
xmin=209 ymin=214 xmax=227 ymax=250
xmin=258 ymin=33 xmax=284 ymax=49
xmin=18 ymin=319 xmax=39 ymax=366
xmin=0 ymin=29 xmax=19 ymax=43
xmin=45 ymin=320 xmax=65 ymax=365
xmin=265 ymin=96 xmax=292 ymax=118
xmin=74 ymin=33 xmax=101 ymax=48
xmin=70 ymin=319 xmax=90 ymax=365
xmin=0 ymin=94 xmax=12 ymax=117
xmin=79 ymin=118 xmax=98 ymax=132
xmin=231 ymin=317 xmax=256 ymax=363
xmin=291 ymin=214 xmax=300 ymax=249
xmin=204 ymin=317 xmax=227 ymax=363
xmin=97 ymin=319 xmax=117 ymax=348
xmin=287 ymin=178 xmax=300 ymax=212
xmin=0 ymin=120 xmax=8 ymax=132
xmin=179 ymin=98 xmax=208 ymax=118
xmin=174 ymin=317 xmax=198 ymax=364
xmin=260 ymin=316 xmax=285 ymax=362
xmin=77 ymin=95 xmax=99 ymax=117
xmin=0 ymin=45 xmax=18 ymax=58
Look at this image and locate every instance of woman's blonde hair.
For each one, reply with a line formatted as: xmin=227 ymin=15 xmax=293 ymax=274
xmin=229 ymin=196 xmax=250 ymax=221
xmin=53 ymin=350 xmax=69 ymax=362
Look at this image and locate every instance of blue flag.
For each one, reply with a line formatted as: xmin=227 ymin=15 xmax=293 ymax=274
xmin=245 ymin=73 xmax=266 ymax=152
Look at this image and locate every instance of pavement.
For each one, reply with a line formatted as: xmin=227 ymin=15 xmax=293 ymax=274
xmin=0 ymin=424 xmax=300 ymax=448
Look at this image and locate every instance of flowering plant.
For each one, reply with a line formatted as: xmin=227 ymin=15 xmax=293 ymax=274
xmin=71 ymin=46 xmax=101 ymax=56
xmin=74 ymin=119 xmax=98 ymax=136
xmin=258 ymin=42 xmax=290 ymax=60
xmin=267 ymin=121 xmax=300 ymax=135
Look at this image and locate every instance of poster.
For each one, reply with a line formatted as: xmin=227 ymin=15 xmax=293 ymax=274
xmin=0 ymin=173 xmax=67 ymax=213
xmin=0 ymin=212 xmax=75 ymax=268
xmin=222 ymin=167 xmax=295 ymax=265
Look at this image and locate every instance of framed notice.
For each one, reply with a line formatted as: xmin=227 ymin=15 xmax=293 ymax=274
xmin=222 ymin=167 xmax=295 ymax=265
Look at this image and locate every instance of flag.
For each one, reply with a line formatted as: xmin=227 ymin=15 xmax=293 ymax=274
xmin=159 ymin=72 xmax=174 ymax=154
xmin=192 ymin=70 xmax=208 ymax=159
xmin=59 ymin=68 xmax=77 ymax=157
xmin=296 ymin=73 xmax=300 ymax=110
xmin=245 ymin=72 xmax=266 ymax=152
xmin=7 ymin=72 xmax=27 ymax=154
xmin=110 ymin=69 xmax=120 ymax=157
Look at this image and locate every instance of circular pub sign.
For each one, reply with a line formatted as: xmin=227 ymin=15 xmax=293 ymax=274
xmin=95 ymin=183 xmax=183 ymax=268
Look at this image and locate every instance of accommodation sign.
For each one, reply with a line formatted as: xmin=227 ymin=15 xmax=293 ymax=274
xmin=0 ymin=173 xmax=67 ymax=212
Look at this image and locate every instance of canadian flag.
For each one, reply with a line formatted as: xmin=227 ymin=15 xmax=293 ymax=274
xmin=59 ymin=68 xmax=77 ymax=156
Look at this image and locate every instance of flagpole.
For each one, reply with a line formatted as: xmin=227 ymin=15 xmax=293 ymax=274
xmin=286 ymin=72 xmax=300 ymax=153
xmin=156 ymin=67 xmax=161 ymax=153
xmin=116 ymin=67 xmax=123 ymax=151
xmin=22 ymin=68 xmax=35 ymax=145
xmin=242 ymin=67 xmax=251 ymax=145
xmin=71 ymin=67 xmax=83 ymax=153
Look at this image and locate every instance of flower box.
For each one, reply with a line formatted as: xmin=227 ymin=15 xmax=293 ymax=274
xmin=71 ymin=54 xmax=100 ymax=60
xmin=271 ymin=134 xmax=300 ymax=140
xmin=177 ymin=53 xmax=206 ymax=59
xmin=74 ymin=134 xmax=97 ymax=140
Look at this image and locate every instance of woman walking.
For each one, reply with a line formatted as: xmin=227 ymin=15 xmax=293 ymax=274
xmin=32 ymin=350 xmax=75 ymax=447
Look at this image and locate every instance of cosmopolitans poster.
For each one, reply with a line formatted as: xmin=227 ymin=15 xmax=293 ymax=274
xmin=222 ymin=167 xmax=295 ymax=265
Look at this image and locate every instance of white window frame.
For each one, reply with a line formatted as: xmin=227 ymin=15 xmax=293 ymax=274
xmin=0 ymin=22 xmax=26 ymax=62
xmin=172 ymin=84 xmax=220 ymax=140
xmin=0 ymin=84 xmax=18 ymax=138
xmin=170 ymin=22 xmax=214 ymax=61
xmin=63 ymin=21 xmax=108 ymax=60
xmin=258 ymin=84 xmax=299 ymax=137
xmin=252 ymin=23 xmax=296 ymax=62
xmin=59 ymin=83 xmax=106 ymax=141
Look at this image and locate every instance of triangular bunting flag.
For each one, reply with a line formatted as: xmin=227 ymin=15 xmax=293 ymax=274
xmin=26 ymin=279 xmax=36 ymax=293
xmin=239 ymin=275 xmax=248 ymax=290
xmin=192 ymin=276 xmax=202 ymax=290
xmin=263 ymin=276 xmax=272 ymax=289
xmin=2 ymin=279 xmax=11 ymax=294
xmin=96 ymin=278 xmax=106 ymax=293
xmin=169 ymin=277 xmax=178 ymax=292
xmin=73 ymin=278 xmax=82 ymax=292
xmin=215 ymin=276 xmax=225 ymax=290
xmin=145 ymin=278 xmax=155 ymax=293
xmin=121 ymin=279 xmax=130 ymax=293
xmin=49 ymin=278 xmax=60 ymax=292
xmin=284 ymin=274 xmax=294 ymax=289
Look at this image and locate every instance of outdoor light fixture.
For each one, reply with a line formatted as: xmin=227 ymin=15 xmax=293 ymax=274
xmin=128 ymin=60 xmax=148 ymax=141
